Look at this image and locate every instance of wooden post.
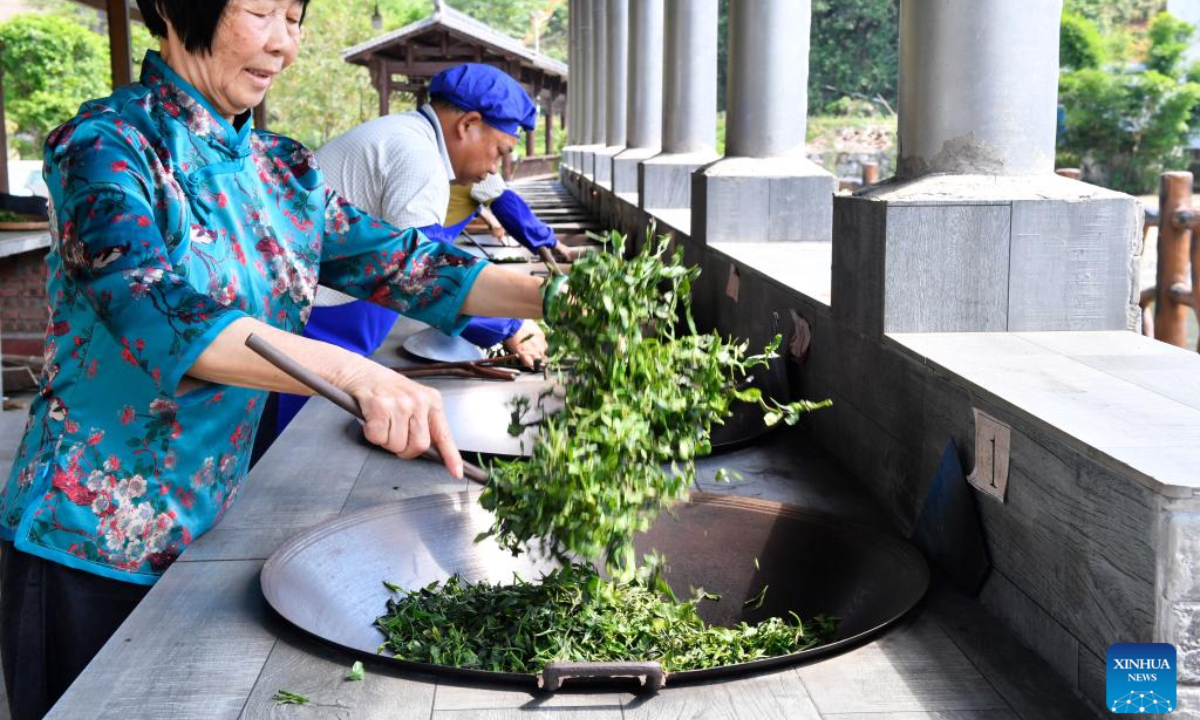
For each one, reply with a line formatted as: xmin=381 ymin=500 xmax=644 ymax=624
xmin=544 ymin=98 xmax=555 ymax=156
xmin=107 ymin=0 xmax=133 ymax=88
xmin=1193 ymin=204 xmax=1200 ymax=353
xmin=252 ymin=95 xmax=268 ymax=130
xmin=376 ymin=59 xmax=391 ymax=116
xmin=526 ymin=128 xmax=535 ymax=157
xmin=1156 ymin=171 xmax=1193 ymax=347
xmin=861 ymin=161 xmax=879 ymax=186
xmin=0 ymin=63 xmax=9 ymax=195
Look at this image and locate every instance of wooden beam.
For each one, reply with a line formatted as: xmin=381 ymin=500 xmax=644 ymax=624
xmin=72 ymin=0 xmax=143 ymax=21
xmin=376 ymin=59 xmax=391 ymax=116
xmin=107 ymin=0 xmax=133 ymax=88
xmin=544 ymin=98 xmax=554 ymax=157
xmin=0 ymin=63 xmax=8 ymax=195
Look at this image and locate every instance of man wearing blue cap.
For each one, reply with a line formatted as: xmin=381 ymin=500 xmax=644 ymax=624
xmin=272 ymin=64 xmax=557 ymax=434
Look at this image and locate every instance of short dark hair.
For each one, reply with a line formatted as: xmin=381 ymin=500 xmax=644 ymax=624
xmin=135 ymin=0 xmax=310 ymax=55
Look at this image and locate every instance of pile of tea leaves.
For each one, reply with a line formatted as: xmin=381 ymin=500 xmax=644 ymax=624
xmin=376 ymin=233 xmax=836 ymax=674
xmin=478 ymin=233 xmax=831 ymax=575
xmin=376 ymin=563 xmax=838 ymax=673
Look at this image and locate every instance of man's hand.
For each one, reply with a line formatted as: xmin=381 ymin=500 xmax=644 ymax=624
xmin=554 ymin=241 xmax=575 ymax=263
xmin=488 ymin=220 xmax=507 ymax=241
xmin=503 ymin=319 xmax=549 ymax=368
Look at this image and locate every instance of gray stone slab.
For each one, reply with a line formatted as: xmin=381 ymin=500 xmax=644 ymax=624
xmin=0 ymin=404 xmax=29 ymax=480
xmin=613 ymin=147 xmax=660 ymax=194
xmin=1007 ymin=200 xmax=1135 ymax=332
xmin=433 ymin=710 xmax=622 ymax=720
xmin=890 ymin=332 xmax=1200 ymax=495
xmin=708 ymin=242 xmax=833 ymax=307
xmin=768 ymin=171 xmax=834 ymax=243
xmin=975 ymin=423 xmax=1158 ymax=660
xmin=45 ymin=560 xmax=275 ymax=720
xmin=433 ymin=682 xmax=628 ymax=712
xmin=831 ymin=196 xmax=888 ymax=336
xmin=622 ymin=668 xmax=821 ymax=720
xmin=932 ymin=575 xmax=1094 ymax=720
xmin=340 ymin=440 xmax=478 ymax=513
xmin=0 ymin=230 xmax=51 ymax=259
xmin=796 ymin=613 xmax=1010 ymax=715
xmin=974 ymin=571 xmax=1081 ymax=692
xmin=824 ymin=712 xmax=1019 ymax=720
xmin=883 ymin=204 xmax=1011 ymax=333
xmin=1076 ymin=646 xmax=1107 ymax=715
xmin=691 ymin=156 xmax=835 ymax=244
xmin=241 ymin=631 xmax=436 ymax=719
xmin=1178 ymin=685 xmax=1200 ymax=720
xmin=639 ymin=152 xmax=718 ymax=210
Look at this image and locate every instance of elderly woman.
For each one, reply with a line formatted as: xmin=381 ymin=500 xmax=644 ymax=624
xmin=0 ymin=1 xmax=551 ymax=716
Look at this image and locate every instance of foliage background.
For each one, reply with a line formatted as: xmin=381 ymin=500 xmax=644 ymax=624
xmin=1057 ymin=3 xmax=1200 ymax=193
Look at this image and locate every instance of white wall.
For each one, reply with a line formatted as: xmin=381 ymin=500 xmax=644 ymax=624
xmin=1169 ymin=0 xmax=1200 ymax=64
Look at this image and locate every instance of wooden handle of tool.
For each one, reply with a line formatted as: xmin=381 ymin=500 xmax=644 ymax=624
xmin=538 ymin=246 xmax=563 ymax=276
xmin=245 ymin=334 xmax=488 ymax=483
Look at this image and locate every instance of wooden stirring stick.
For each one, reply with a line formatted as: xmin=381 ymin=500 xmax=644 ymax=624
xmin=245 ymin=333 xmax=488 ymax=484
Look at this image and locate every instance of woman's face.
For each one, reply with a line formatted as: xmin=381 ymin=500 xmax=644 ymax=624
xmin=164 ymin=0 xmax=304 ymax=120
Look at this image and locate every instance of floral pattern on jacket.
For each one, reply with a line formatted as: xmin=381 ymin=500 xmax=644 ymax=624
xmin=0 ymin=51 xmax=486 ymax=584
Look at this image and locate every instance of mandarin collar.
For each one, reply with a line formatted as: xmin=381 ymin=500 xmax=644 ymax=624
xmin=140 ymin=51 xmax=252 ymax=158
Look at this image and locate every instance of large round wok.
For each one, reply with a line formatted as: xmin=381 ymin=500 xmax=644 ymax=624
xmin=353 ymin=372 xmax=788 ymax=460
xmin=261 ymin=492 xmax=929 ymax=691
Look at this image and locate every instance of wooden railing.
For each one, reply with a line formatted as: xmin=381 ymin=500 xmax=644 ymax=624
xmin=1140 ymin=171 xmax=1200 ymax=349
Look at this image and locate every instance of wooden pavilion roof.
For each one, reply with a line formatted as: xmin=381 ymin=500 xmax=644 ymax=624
xmin=342 ymin=3 xmax=568 ymax=100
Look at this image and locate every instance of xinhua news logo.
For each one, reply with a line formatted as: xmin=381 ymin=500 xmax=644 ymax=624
xmin=1107 ymin=643 xmax=1177 ymax=714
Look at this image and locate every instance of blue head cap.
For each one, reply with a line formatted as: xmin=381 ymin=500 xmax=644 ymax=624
xmin=428 ymin=63 xmax=537 ymax=137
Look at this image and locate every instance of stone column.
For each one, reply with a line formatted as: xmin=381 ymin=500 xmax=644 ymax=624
xmin=592 ymin=0 xmax=629 ymax=186
xmin=579 ymin=0 xmax=609 ymax=180
xmin=613 ymin=0 xmax=664 ymax=195
xmin=896 ymin=0 xmax=1057 ymax=177
xmin=562 ymin=0 xmax=579 ymax=170
xmin=638 ymin=0 xmax=719 ymax=210
xmin=564 ymin=0 xmax=590 ymax=172
xmin=692 ymin=0 xmax=835 ymax=243
xmin=832 ymin=0 xmax=1140 ymax=339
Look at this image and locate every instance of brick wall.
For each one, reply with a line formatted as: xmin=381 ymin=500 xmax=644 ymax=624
xmin=0 ymin=250 xmax=49 ymax=355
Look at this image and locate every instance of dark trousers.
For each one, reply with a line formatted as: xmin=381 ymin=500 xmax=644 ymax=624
xmin=0 ymin=541 xmax=149 ymax=720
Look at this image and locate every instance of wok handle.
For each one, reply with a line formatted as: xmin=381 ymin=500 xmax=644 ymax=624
xmin=245 ymin=333 xmax=489 ymax=484
xmin=538 ymin=661 xmax=666 ymax=693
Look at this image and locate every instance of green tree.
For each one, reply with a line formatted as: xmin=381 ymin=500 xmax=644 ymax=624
xmin=447 ymin=0 xmax=567 ymax=61
xmin=1146 ymin=10 xmax=1192 ymax=75
xmin=0 ymin=13 xmax=108 ymax=157
xmin=1058 ymin=12 xmax=1200 ymax=192
xmin=270 ymin=0 xmax=566 ymax=150
xmin=1064 ymin=0 xmax=1163 ymax=34
xmin=268 ymin=0 xmax=428 ymax=150
xmin=1060 ymin=11 xmax=1105 ymax=70
xmin=808 ymin=0 xmax=898 ymax=115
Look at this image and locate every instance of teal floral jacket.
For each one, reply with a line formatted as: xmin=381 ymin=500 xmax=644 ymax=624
xmin=0 ymin=52 xmax=487 ymax=585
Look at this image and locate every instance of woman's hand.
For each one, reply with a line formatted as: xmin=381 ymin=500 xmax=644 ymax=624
xmin=185 ymin=317 xmax=464 ymax=478
xmin=503 ymin=320 xmax=548 ymax=368
xmin=337 ymin=356 xmax=463 ymax=476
